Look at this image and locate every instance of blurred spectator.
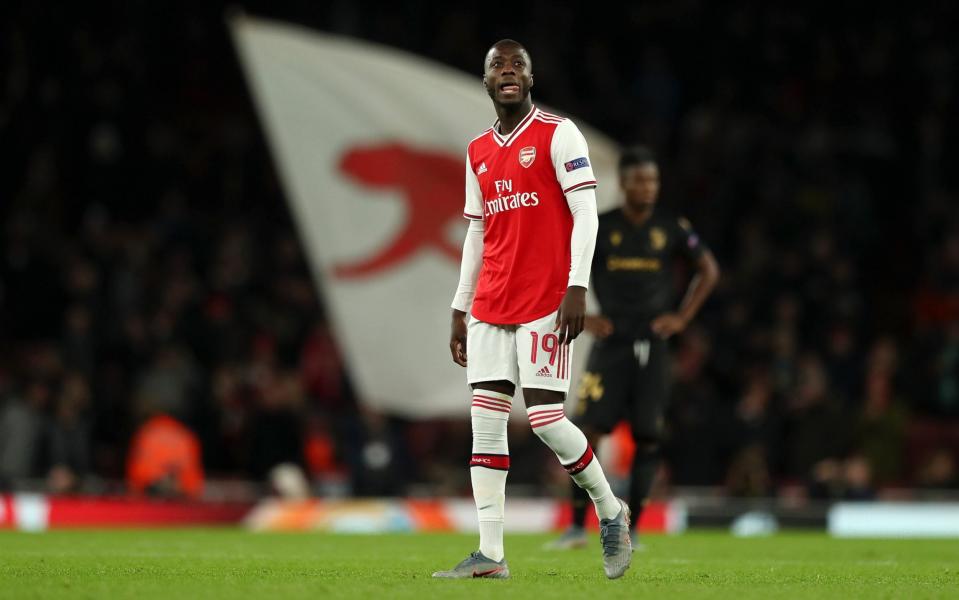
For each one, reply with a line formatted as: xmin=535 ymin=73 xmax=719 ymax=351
xmin=47 ymin=372 xmax=93 ymax=493
xmin=133 ymin=346 xmax=200 ymax=424
xmin=916 ymin=449 xmax=959 ymax=490
xmin=784 ymin=356 xmax=848 ymax=485
xmin=851 ymin=370 xmax=907 ymax=485
xmin=725 ymin=368 xmax=782 ymax=497
xmin=350 ymin=409 xmax=412 ymax=496
xmin=303 ymin=413 xmax=344 ymax=480
xmin=841 ymin=455 xmax=876 ymax=501
xmin=665 ymin=327 xmax=725 ymax=485
xmin=929 ymin=321 xmax=959 ymax=416
xmin=0 ymin=381 xmax=52 ymax=488
xmin=248 ymin=369 xmax=306 ymax=481
xmin=127 ymin=413 xmax=204 ymax=499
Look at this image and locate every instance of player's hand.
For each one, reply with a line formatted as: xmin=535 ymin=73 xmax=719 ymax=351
xmin=651 ymin=313 xmax=687 ymax=339
xmin=450 ymin=309 xmax=468 ymax=367
xmin=584 ymin=315 xmax=614 ymax=338
xmin=555 ymin=286 xmax=586 ymax=345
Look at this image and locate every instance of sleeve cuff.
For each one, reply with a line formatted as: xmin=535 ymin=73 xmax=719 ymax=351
xmin=451 ymin=297 xmax=472 ymax=313
xmin=563 ymin=180 xmax=597 ymax=194
xmin=464 ymin=212 xmax=483 ymax=220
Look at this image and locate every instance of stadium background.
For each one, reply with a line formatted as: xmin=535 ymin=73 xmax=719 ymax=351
xmin=2 ymin=0 xmax=959 ymax=519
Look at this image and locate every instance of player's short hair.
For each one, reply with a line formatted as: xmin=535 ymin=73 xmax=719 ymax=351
xmin=619 ymin=145 xmax=658 ymax=174
xmin=485 ymin=39 xmax=532 ymax=69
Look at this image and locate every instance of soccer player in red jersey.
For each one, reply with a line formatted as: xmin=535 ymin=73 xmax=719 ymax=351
xmin=432 ymin=40 xmax=631 ymax=580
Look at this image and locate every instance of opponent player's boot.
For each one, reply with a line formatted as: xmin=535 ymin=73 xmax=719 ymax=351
xmin=432 ymin=551 xmax=510 ymax=579
xmin=599 ymin=498 xmax=632 ymax=579
xmin=543 ymin=524 xmax=588 ymax=550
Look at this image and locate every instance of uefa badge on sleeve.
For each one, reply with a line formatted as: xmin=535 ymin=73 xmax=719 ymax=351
xmin=519 ymin=146 xmax=536 ymax=168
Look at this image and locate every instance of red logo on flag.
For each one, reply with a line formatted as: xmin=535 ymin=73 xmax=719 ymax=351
xmin=519 ymin=146 xmax=536 ymax=168
xmin=333 ymin=143 xmax=463 ymax=278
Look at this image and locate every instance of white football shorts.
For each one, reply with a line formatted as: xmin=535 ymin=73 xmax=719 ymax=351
xmin=466 ymin=309 xmax=573 ymax=393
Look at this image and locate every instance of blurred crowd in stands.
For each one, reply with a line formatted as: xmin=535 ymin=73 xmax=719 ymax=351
xmin=1 ymin=2 xmax=958 ymax=500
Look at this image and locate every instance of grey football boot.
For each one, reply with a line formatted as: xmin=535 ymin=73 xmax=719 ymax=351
xmin=432 ymin=550 xmax=510 ymax=579
xmin=543 ymin=524 xmax=589 ymax=550
xmin=599 ymin=498 xmax=632 ymax=579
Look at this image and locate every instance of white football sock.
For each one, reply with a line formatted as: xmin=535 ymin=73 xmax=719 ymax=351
xmin=470 ymin=389 xmax=511 ymax=561
xmin=527 ymin=403 xmax=620 ymax=521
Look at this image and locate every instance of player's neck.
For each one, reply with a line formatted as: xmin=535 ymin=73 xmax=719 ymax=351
xmin=623 ymin=204 xmax=654 ymax=226
xmin=495 ymin=99 xmax=533 ymax=135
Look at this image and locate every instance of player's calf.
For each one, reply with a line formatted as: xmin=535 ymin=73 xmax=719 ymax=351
xmin=526 ymin=402 xmax=620 ymax=521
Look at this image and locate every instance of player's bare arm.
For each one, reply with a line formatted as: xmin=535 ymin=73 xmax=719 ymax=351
xmin=555 ymin=285 xmax=586 ymax=345
xmin=651 ymin=249 xmax=720 ymax=339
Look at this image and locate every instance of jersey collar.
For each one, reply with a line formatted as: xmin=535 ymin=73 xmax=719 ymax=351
xmin=490 ymin=105 xmax=538 ymax=148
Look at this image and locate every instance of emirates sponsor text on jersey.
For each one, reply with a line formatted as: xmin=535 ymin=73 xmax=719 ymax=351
xmin=485 ymin=179 xmax=540 ymax=217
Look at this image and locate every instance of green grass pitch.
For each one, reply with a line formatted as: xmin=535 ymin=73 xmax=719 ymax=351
xmin=0 ymin=529 xmax=956 ymax=599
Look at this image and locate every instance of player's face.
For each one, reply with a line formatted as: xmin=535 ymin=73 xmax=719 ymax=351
xmin=621 ymin=162 xmax=660 ymax=210
xmin=483 ymin=46 xmax=533 ymax=106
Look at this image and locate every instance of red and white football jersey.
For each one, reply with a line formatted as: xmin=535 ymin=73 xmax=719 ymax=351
xmin=464 ymin=105 xmax=597 ymax=325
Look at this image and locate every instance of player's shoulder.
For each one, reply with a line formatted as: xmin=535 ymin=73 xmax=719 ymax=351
xmin=466 ymin=128 xmax=496 ymax=153
xmin=537 ymin=110 xmax=586 ymax=137
xmin=533 ymin=107 xmax=568 ymax=126
xmin=651 ymin=209 xmax=687 ymax=228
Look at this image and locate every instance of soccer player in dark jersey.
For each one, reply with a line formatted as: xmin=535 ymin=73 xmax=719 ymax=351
xmin=547 ymin=145 xmax=720 ymax=550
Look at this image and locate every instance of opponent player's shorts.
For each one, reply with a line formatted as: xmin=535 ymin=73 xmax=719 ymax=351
xmin=466 ymin=310 xmax=573 ymax=393
xmin=573 ymin=336 xmax=671 ymax=440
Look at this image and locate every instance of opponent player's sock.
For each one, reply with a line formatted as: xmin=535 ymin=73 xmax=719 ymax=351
xmin=571 ymin=478 xmax=591 ymax=528
xmin=527 ymin=403 xmax=620 ymax=521
xmin=628 ymin=444 xmax=659 ymax=530
xmin=470 ymin=389 xmax=512 ymax=561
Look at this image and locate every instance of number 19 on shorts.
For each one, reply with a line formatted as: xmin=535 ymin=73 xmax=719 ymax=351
xmin=529 ymin=331 xmax=570 ymax=381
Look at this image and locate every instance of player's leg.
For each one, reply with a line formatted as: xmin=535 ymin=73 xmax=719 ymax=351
xmin=628 ymin=337 xmax=671 ymax=544
xmin=544 ymin=422 xmax=598 ymax=550
xmin=549 ymin=342 xmax=633 ymax=549
xmin=465 ymin=320 xmax=519 ymax=563
xmin=469 ymin=379 xmax=514 ymax=564
xmin=434 ymin=319 xmax=517 ymax=579
xmin=517 ymin=313 xmax=631 ymax=578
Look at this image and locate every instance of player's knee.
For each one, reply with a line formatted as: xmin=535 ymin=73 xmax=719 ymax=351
xmin=579 ymin=425 xmax=602 ymax=449
xmin=522 ymin=387 xmax=564 ymax=408
xmin=472 ymin=380 xmax=516 ymax=397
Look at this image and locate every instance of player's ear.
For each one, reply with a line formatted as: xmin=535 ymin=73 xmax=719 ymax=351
xmin=529 ymin=73 xmax=534 ymax=88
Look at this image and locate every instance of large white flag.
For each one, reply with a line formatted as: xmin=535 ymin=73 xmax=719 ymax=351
xmin=231 ymin=15 xmax=619 ymax=417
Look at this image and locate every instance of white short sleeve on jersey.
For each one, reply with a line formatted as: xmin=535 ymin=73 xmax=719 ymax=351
xmin=464 ymin=151 xmax=484 ymax=220
xmin=550 ymin=119 xmax=598 ymax=195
